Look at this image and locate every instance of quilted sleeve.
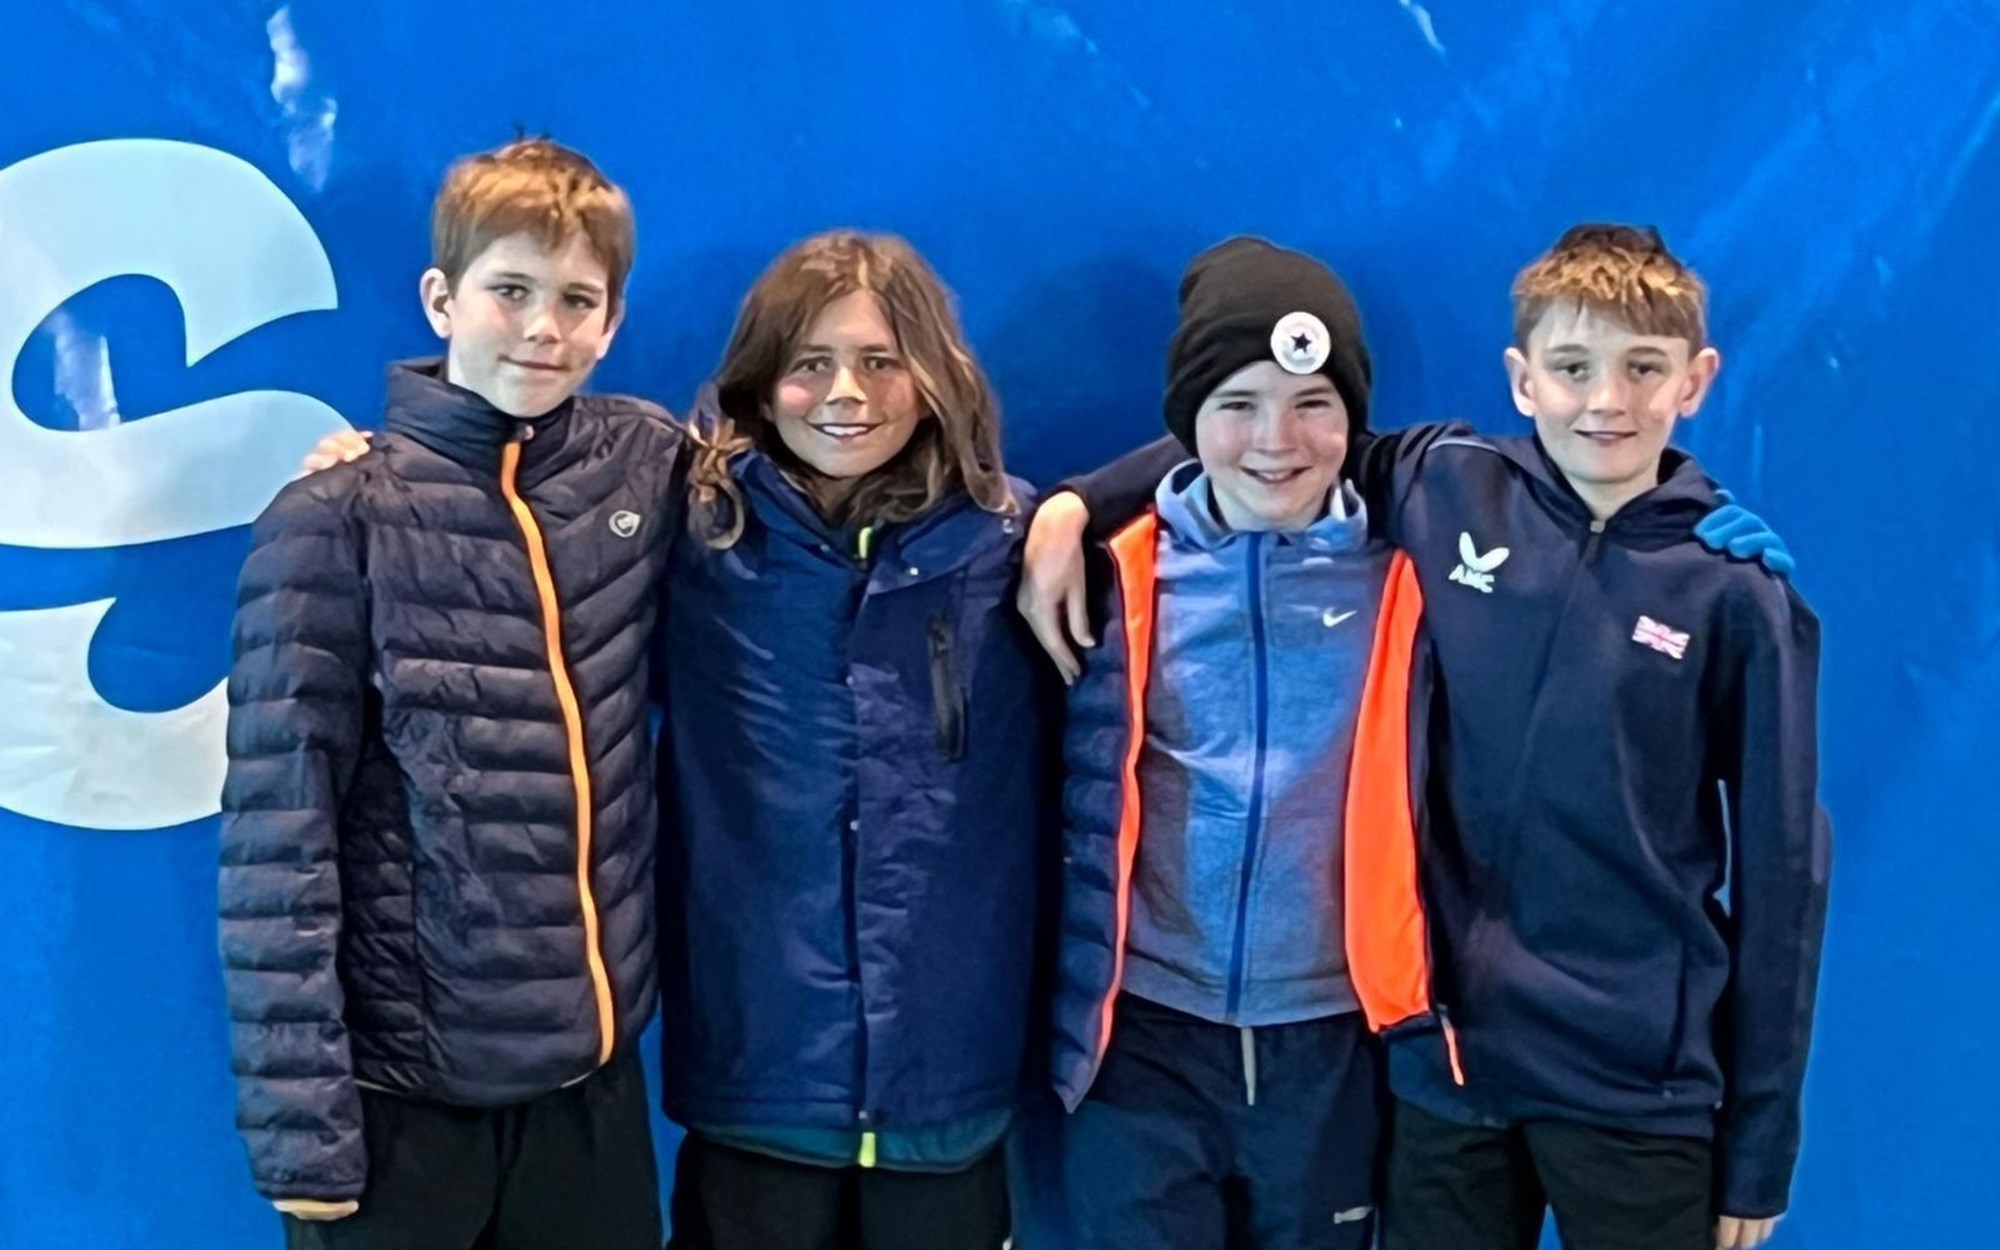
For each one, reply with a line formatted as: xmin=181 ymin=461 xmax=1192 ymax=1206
xmin=217 ymin=476 xmax=371 ymax=1200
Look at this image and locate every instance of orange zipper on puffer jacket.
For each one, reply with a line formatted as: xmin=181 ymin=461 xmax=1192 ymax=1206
xmin=500 ymin=436 xmax=615 ymax=1066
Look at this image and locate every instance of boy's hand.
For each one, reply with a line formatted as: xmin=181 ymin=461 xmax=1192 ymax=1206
xmin=275 ymin=1198 xmax=360 ymax=1222
xmin=1695 ymin=490 xmax=1795 ymax=576
xmin=1715 ymin=1214 xmax=1779 ymax=1248
xmin=1017 ymin=492 xmax=1096 ymax=685
xmin=297 ymin=430 xmax=375 ymax=477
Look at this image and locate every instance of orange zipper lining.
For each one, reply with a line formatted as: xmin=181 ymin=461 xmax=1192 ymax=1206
xmin=1096 ymin=514 xmax=1160 ymax=1069
xmin=500 ymin=439 xmax=615 ymax=1065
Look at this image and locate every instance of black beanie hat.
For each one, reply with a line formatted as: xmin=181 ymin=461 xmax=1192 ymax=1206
xmin=1164 ymin=236 xmax=1371 ymax=454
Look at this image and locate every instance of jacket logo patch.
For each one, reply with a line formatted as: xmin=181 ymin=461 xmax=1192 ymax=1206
xmin=1333 ymin=1206 xmax=1374 ymax=1225
xmin=1632 ymin=615 xmax=1691 ymax=660
xmin=608 ymin=510 xmax=642 ymax=538
xmin=1449 ymin=531 xmax=1510 ymax=593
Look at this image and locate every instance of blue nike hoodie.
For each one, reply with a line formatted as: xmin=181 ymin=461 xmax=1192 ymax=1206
xmin=1123 ymin=462 xmax=1389 ymax=1027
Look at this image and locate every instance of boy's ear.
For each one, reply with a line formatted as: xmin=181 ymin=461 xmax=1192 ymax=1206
xmin=1503 ymin=346 xmax=1536 ymax=417
xmin=1678 ymin=345 xmax=1722 ymax=417
xmin=593 ymin=304 xmax=626 ymax=362
xmin=419 ymin=268 xmax=455 ymax=339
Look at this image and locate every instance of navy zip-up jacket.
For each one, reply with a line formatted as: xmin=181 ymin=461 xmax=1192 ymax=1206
xmin=654 ymin=450 xmax=1058 ymax=1138
xmin=220 ymin=360 xmax=683 ymax=1200
xmin=1071 ymin=424 xmax=1831 ymax=1216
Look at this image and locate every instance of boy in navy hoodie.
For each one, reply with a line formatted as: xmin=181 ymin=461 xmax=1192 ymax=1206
xmin=1028 ymin=224 xmax=1830 ymax=1250
xmin=1051 ymin=238 xmax=1395 ymax=1250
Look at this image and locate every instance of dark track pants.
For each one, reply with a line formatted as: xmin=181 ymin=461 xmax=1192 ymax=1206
xmin=1062 ymin=995 xmax=1384 ymax=1250
xmin=1382 ymin=1099 xmax=1715 ymax=1250
xmin=282 ymin=1049 xmax=660 ymax=1250
xmin=667 ymin=1131 xmax=1010 ymax=1250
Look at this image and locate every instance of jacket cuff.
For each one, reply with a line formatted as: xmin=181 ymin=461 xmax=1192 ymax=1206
xmin=1717 ymin=1143 xmax=1793 ymax=1219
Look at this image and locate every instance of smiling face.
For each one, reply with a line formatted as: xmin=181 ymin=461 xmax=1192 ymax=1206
xmin=420 ymin=229 xmax=621 ymax=417
xmin=1192 ymin=360 xmax=1350 ymax=532
xmin=768 ymin=290 xmax=928 ymax=486
xmin=1505 ymin=299 xmax=1720 ymax=519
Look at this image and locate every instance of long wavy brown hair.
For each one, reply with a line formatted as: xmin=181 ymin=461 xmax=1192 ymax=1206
xmin=687 ymin=230 xmax=1014 ymax=548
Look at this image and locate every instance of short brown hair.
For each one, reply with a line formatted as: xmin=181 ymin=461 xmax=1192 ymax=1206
xmin=430 ymin=138 xmax=636 ymax=317
xmin=688 ymin=230 xmax=1014 ymax=548
xmin=1511 ymin=223 xmax=1708 ymax=350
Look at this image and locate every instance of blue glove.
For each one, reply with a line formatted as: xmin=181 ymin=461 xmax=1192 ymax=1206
xmin=1695 ymin=489 xmax=1796 ymax=576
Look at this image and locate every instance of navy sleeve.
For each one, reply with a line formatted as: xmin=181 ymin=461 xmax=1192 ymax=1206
xmin=1347 ymin=420 xmax=1477 ymax=543
xmin=1714 ymin=579 xmax=1833 ymax=1217
xmin=1064 ymin=420 xmax=1478 ymax=544
xmin=1006 ymin=517 xmax=1072 ymax=1093
xmin=1062 ymin=437 xmax=1186 ymax=542
xmin=646 ymin=403 xmax=692 ymax=542
xmin=218 ymin=479 xmax=370 ymax=1201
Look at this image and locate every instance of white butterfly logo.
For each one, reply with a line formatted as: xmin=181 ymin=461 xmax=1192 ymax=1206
xmin=1457 ymin=531 xmax=1510 ymax=572
xmin=1449 ymin=531 xmax=1510 ymax=594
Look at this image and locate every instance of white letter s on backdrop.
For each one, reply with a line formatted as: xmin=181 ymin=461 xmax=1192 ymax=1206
xmin=0 ymin=139 xmax=349 ymax=829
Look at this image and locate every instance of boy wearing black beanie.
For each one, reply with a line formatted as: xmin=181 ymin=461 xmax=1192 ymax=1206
xmin=1031 ymin=224 xmax=1827 ymax=1250
xmin=1046 ymin=237 xmax=1397 ymax=1249
xmin=1162 ymin=236 xmax=1372 ymax=454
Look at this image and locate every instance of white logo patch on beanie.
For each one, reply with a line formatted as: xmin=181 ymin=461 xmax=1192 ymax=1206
xmin=1271 ymin=310 xmax=1331 ymax=375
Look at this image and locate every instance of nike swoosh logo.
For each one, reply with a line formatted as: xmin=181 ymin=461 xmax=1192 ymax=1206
xmin=1324 ymin=609 xmax=1358 ymax=628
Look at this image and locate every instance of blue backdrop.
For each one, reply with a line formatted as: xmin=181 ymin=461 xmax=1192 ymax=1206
xmin=1 ymin=3 xmax=1995 ymax=1247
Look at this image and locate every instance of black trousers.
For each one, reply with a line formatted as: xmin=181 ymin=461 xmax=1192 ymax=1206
xmin=1061 ymin=995 xmax=1385 ymax=1250
xmin=282 ymin=1049 xmax=661 ymax=1250
xmin=667 ymin=1131 xmax=1011 ymax=1250
xmin=1382 ymin=1100 xmax=1714 ymax=1250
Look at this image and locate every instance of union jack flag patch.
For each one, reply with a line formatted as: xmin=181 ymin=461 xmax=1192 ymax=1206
xmin=1632 ymin=615 xmax=1690 ymax=660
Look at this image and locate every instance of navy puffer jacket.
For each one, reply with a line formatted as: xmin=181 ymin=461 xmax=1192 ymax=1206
xmin=219 ymin=361 xmax=683 ymax=1199
xmin=655 ymin=450 xmax=1059 ymax=1136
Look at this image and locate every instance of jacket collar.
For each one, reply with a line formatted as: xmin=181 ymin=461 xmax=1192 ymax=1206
xmin=1488 ymin=432 xmax=1718 ymax=535
xmin=688 ymin=378 xmax=1019 ymax=572
xmin=383 ymin=358 xmax=579 ymax=484
xmin=1154 ymin=458 xmax=1372 ymax=554
xmin=734 ymin=446 xmax=1015 ymax=573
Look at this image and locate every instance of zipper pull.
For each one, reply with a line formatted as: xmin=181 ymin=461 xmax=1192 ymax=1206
xmin=855 ymin=524 xmax=875 ymax=563
xmin=858 ymin=1130 xmax=878 ymax=1169
xmin=1582 ymin=517 xmax=1606 ymax=562
xmin=516 ymin=421 xmax=537 ymax=443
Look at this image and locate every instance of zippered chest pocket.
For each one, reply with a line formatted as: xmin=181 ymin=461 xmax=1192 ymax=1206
xmin=879 ymin=547 xmax=1013 ymax=764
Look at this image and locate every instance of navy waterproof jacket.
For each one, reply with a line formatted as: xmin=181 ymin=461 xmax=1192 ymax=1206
xmin=219 ymin=360 xmax=684 ymax=1200
xmin=654 ymin=449 xmax=1057 ymax=1137
xmin=1072 ymin=424 xmax=1831 ymax=1217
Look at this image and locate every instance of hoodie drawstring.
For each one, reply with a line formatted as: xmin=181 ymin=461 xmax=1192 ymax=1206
xmin=1240 ymin=1026 xmax=1259 ymax=1107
